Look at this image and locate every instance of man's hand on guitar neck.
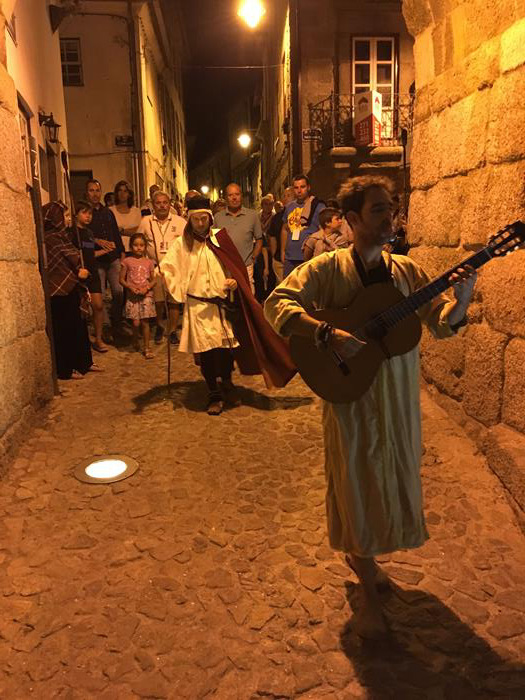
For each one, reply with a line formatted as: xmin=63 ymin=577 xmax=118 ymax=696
xmin=329 ymin=328 xmax=367 ymax=360
xmin=449 ymin=265 xmax=477 ymax=304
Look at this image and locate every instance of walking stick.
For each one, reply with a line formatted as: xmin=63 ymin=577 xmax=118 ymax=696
xmin=149 ymin=222 xmax=171 ymax=390
xmin=61 ymin=151 xmax=85 ymax=268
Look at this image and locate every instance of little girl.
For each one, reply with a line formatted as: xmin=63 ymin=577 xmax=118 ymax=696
xmin=119 ymin=232 xmax=156 ymax=358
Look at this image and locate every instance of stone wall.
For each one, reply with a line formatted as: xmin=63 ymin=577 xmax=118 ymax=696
xmin=0 ymin=5 xmax=53 ymax=467
xmin=403 ymin=0 xmax=525 ymax=509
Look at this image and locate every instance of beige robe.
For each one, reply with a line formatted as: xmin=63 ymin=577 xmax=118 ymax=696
xmin=160 ymin=233 xmax=238 ymax=354
xmin=264 ymin=249 xmax=461 ymax=557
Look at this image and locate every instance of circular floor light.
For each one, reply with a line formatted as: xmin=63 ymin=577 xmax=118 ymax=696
xmin=74 ymin=454 xmax=139 ymax=484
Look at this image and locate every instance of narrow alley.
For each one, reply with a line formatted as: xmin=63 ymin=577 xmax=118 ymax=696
xmin=1 ymin=348 xmax=524 ymax=699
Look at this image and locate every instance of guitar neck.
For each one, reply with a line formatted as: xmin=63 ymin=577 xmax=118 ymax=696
xmin=379 ymin=247 xmax=493 ymax=328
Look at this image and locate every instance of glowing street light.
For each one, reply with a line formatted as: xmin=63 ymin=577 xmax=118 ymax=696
xmin=200 ymin=185 xmax=210 ymax=195
xmin=238 ymin=0 xmax=266 ymax=29
xmin=237 ymin=132 xmax=252 ymax=149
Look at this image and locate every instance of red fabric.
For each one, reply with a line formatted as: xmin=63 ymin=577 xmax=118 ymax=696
xmin=207 ymin=228 xmax=296 ymax=388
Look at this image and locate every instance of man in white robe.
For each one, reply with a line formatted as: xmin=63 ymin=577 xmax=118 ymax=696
xmin=264 ymin=176 xmax=477 ymax=638
xmin=160 ymin=198 xmax=238 ymax=415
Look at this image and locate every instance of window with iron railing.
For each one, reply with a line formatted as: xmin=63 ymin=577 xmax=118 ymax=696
xmin=307 ymin=92 xmax=414 ymax=163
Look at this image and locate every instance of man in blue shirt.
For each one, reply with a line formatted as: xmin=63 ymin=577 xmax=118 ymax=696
xmin=281 ymin=174 xmax=325 ymax=277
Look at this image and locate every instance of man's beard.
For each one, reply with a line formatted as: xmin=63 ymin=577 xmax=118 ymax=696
xmin=192 ymin=227 xmax=210 ymax=241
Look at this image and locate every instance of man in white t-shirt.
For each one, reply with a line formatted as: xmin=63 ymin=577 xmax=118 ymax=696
xmin=137 ymin=190 xmax=186 ymax=344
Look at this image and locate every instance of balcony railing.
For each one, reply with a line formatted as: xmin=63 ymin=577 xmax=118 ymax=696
xmin=307 ymin=92 xmax=414 ymax=163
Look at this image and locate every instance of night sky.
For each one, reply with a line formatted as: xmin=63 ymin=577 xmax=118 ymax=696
xmin=182 ymin=0 xmax=263 ymax=169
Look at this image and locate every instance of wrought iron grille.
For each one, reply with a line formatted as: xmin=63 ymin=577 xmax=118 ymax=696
xmin=308 ymin=92 xmax=414 ymax=163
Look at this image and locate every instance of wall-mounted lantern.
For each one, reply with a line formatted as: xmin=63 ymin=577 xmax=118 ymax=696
xmin=39 ymin=111 xmax=61 ymax=144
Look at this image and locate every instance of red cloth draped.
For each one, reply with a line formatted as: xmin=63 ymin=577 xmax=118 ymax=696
xmin=206 ymin=228 xmax=296 ymax=388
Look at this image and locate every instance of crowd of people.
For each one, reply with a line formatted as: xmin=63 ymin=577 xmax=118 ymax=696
xmin=42 ymin=175 xmax=333 ymax=397
xmin=42 ymin=173 xmax=411 ymax=392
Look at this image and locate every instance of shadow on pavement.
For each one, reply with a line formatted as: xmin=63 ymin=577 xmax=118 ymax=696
xmin=131 ymin=381 xmax=313 ymax=414
xmin=341 ymin=582 xmax=524 ymax=698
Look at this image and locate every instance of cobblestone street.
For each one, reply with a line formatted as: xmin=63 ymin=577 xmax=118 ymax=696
xmin=1 ymin=343 xmax=524 ymax=699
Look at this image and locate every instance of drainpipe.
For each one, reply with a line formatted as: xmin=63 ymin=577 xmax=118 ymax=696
xmin=290 ymin=0 xmax=302 ymax=175
xmin=127 ymin=1 xmax=145 ymax=200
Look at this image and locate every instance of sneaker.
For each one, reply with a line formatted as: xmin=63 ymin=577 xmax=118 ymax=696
xmin=169 ymin=331 xmax=179 ymax=345
xmin=155 ymin=325 xmax=164 ymax=344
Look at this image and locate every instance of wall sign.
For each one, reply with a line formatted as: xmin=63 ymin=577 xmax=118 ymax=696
xmin=302 ymin=128 xmax=322 ymax=142
xmin=115 ymin=135 xmax=134 ymax=147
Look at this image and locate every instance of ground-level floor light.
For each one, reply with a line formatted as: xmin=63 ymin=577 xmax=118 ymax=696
xmin=74 ymin=454 xmax=139 ymax=484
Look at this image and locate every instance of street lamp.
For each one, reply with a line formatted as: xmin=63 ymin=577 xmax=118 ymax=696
xmin=238 ymin=0 xmax=266 ymax=29
xmin=237 ymin=132 xmax=252 ymax=149
xmin=39 ymin=111 xmax=61 ymax=143
xmin=200 ymin=185 xmax=210 ymax=195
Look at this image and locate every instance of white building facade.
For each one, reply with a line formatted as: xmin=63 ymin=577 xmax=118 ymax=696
xmin=60 ymin=0 xmax=188 ymax=204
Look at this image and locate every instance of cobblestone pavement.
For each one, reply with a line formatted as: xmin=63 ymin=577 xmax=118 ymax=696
xmin=1 ymin=340 xmax=524 ymax=699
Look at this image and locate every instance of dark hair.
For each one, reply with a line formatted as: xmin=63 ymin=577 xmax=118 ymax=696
xmin=337 ymin=176 xmax=394 ymax=216
xmin=75 ymin=199 xmax=93 ymax=214
xmin=86 ymin=178 xmax=101 ymax=190
xmin=292 ymin=173 xmax=310 ymax=186
xmin=319 ymin=207 xmax=342 ymax=229
xmin=129 ymin=232 xmax=148 ymax=248
xmin=325 ymin=198 xmax=339 ymax=209
xmin=104 ymin=192 xmax=114 ymax=205
xmin=114 ymin=180 xmax=134 ymax=207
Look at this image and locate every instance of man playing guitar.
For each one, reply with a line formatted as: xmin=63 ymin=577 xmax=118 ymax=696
xmin=264 ymin=176 xmax=477 ymax=639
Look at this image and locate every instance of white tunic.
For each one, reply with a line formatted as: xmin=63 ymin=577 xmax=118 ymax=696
xmin=160 ymin=233 xmax=238 ymax=354
xmin=264 ymin=249 xmax=461 ymax=557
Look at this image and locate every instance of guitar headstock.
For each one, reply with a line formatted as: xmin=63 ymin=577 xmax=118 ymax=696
xmin=488 ymin=221 xmax=525 ymax=257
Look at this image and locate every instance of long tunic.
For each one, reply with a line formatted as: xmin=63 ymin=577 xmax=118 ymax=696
xmin=264 ymin=249 xmax=461 ymax=557
xmin=160 ymin=234 xmax=238 ymax=354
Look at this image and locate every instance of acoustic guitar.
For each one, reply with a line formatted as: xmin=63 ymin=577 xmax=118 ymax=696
xmin=289 ymin=222 xmax=525 ymax=403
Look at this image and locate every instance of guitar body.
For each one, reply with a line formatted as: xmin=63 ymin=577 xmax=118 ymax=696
xmin=289 ymin=283 xmax=422 ymax=403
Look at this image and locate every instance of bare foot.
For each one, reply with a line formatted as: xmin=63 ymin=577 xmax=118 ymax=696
xmin=352 ymin=601 xmax=389 ymax=640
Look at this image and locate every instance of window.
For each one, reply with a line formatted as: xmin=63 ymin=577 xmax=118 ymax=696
xmin=17 ymin=105 xmax=32 ymax=185
xmin=352 ymin=37 xmax=396 ymax=136
xmin=39 ymin=146 xmax=49 ymax=192
xmin=60 ymin=38 xmax=83 ymax=86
